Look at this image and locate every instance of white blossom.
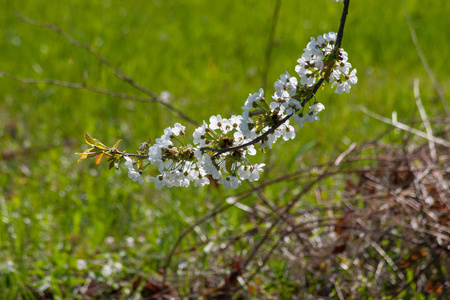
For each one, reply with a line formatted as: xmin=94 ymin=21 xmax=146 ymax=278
xmin=124 ymin=156 xmax=143 ymax=184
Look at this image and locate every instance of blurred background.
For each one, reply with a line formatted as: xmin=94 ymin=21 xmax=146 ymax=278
xmin=1 ymin=0 xmax=449 ymax=298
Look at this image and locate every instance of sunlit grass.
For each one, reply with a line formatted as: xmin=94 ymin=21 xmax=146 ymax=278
xmin=1 ymin=0 xmax=448 ymax=298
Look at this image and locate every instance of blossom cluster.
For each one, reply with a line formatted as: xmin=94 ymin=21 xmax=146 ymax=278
xmin=295 ymin=32 xmax=357 ymax=94
xmin=122 ymin=31 xmax=357 ymax=189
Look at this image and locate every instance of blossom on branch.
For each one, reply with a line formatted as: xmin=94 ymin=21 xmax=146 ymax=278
xmin=78 ymin=1 xmax=356 ymax=189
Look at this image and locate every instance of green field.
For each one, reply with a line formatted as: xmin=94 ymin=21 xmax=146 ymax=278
xmin=1 ymin=0 xmax=449 ymax=298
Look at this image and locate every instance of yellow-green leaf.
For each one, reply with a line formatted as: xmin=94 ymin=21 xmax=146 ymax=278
xmin=112 ymin=139 xmax=122 ymax=149
xmin=85 ymin=132 xmax=97 ymax=145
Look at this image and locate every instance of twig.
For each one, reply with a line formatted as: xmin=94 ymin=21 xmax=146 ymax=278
xmin=359 ymin=106 xmax=450 ymax=148
xmin=414 ymin=79 xmax=437 ymax=162
xmin=248 ymin=181 xmax=305 ymax=245
xmin=200 ymin=113 xmax=292 ymax=154
xmin=334 ymin=142 xmax=357 ymax=166
xmin=370 ymin=240 xmax=404 ymax=280
xmin=335 ymin=0 xmax=350 ymax=50
xmin=404 ymin=9 xmax=449 ymax=116
xmin=241 ymin=168 xmax=334 ymax=271
xmin=0 ymin=71 xmax=158 ymax=103
xmin=160 ymin=187 xmax=264 ymax=284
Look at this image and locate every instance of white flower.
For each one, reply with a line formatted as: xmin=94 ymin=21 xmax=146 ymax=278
xmin=331 ymin=69 xmax=358 ymax=94
xmin=193 ymin=121 xmax=208 ymax=147
xmin=219 ymin=176 xmax=241 ymax=189
xmin=194 ymin=175 xmax=210 ymax=187
xmin=323 ymin=32 xmax=337 ymax=42
xmin=155 ymin=128 xmax=172 ymax=148
xmin=220 ymin=118 xmax=233 ymax=134
xmin=275 ymin=71 xmax=298 ymax=96
xmin=279 ymin=123 xmax=296 ymax=141
xmin=150 ymin=175 xmax=166 ymax=189
xmin=261 ymin=131 xmax=278 ymax=149
xmin=124 ymin=156 xmax=143 ymax=184
xmin=192 ymin=166 xmax=210 ymax=187
xmin=246 ymin=144 xmax=257 ymax=156
xmin=229 ymin=115 xmax=242 ymax=129
xmin=347 ymin=68 xmax=358 ymax=85
xmin=203 ymin=155 xmax=222 ymax=179
xmin=305 ymin=112 xmax=320 ymax=123
xmin=209 ymin=115 xmax=224 ymax=131
xmin=293 ymin=114 xmax=307 ymax=127
xmin=282 ymin=99 xmax=302 ymax=115
xmin=248 ymin=163 xmax=265 ymax=181
xmin=171 ymin=123 xmax=185 ymax=136
xmin=311 ymin=103 xmax=325 ymax=113
xmin=237 ymin=165 xmax=251 ymax=180
xmin=242 ymin=88 xmax=264 ymax=111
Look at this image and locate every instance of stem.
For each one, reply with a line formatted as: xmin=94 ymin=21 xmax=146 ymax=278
xmin=335 ymin=0 xmax=350 ymax=50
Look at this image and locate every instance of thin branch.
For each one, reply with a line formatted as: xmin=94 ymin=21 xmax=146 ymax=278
xmin=414 ymin=79 xmax=437 ymax=162
xmin=15 ymin=13 xmax=200 ymax=126
xmin=370 ymin=240 xmax=404 ymax=281
xmin=335 ymin=0 xmax=350 ymax=50
xmin=334 ymin=141 xmax=357 ymax=166
xmin=359 ymin=106 xmax=450 ymax=148
xmin=0 ymin=71 xmax=156 ymax=103
xmin=160 ymin=187 xmax=263 ymax=284
xmin=241 ymin=168 xmax=333 ymax=270
xmin=200 ymin=113 xmax=292 ymax=154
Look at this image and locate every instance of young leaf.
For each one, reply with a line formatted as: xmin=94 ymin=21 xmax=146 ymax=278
xmin=76 ymin=153 xmax=89 ymax=162
xmin=225 ymin=159 xmax=234 ymax=174
xmin=85 ymin=132 xmax=106 ymax=148
xmin=95 ymin=153 xmax=104 ymax=165
xmin=85 ymin=132 xmax=97 ymax=146
xmin=113 ymin=139 xmax=122 ymax=149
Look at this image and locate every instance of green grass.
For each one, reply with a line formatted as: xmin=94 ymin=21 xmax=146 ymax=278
xmin=1 ymin=0 xmax=449 ymax=298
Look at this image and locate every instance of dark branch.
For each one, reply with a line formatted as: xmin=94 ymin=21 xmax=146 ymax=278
xmin=335 ymin=0 xmax=350 ymax=49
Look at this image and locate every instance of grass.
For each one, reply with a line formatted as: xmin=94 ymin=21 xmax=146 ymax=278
xmin=1 ymin=0 xmax=449 ymax=298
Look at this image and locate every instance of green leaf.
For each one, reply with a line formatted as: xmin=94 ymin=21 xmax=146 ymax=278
xmin=258 ymin=100 xmax=270 ymax=112
xmin=112 ymin=139 xmax=122 ymax=149
xmin=85 ymin=132 xmax=97 ymax=145
xmin=84 ymin=132 xmax=106 ymax=148
xmin=225 ymin=159 xmax=234 ymax=174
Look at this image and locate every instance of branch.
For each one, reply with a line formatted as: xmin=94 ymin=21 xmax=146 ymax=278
xmin=200 ymin=0 xmax=349 ymax=156
xmin=359 ymin=106 xmax=450 ymax=148
xmin=200 ymin=77 xmax=326 ymax=155
xmin=0 ymin=71 xmax=157 ymax=103
xmin=335 ymin=0 xmax=350 ymax=50
xmin=414 ymin=79 xmax=437 ymax=162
